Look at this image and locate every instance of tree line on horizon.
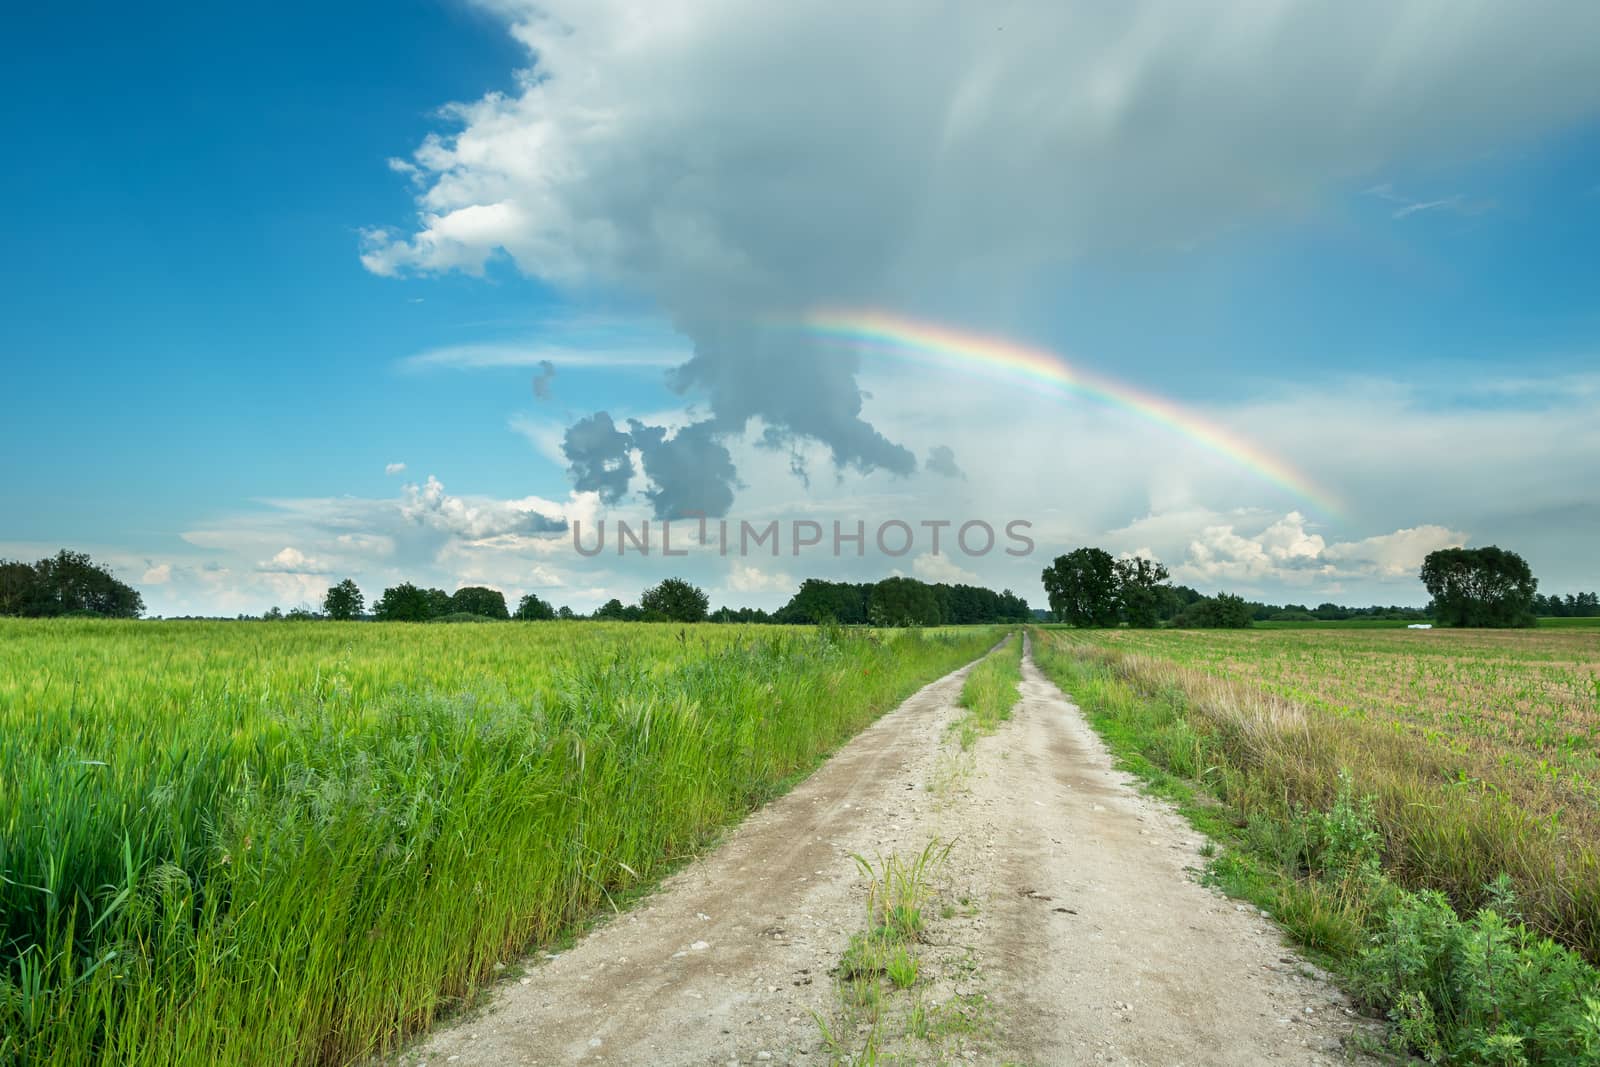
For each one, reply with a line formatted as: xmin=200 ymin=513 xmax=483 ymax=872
xmin=1040 ymin=544 xmax=1558 ymax=629
xmin=2 ymin=547 xmax=1590 ymax=627
xmin=322 ymin=574 xmax=1032 ymax=626
xmin=1532 ymin=591 xmax=1600 ymax=618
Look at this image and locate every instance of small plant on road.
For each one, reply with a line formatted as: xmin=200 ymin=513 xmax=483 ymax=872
xmin=821 ymin=838 xmax=953 ymax=1064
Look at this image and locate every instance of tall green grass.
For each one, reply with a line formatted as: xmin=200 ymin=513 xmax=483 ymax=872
xmin=0 ymin=619 xmax=998 ymax=1065
xmin=952 ymin=633 xmax=1022 ymax=749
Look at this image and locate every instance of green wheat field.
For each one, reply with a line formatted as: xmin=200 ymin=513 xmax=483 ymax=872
xmin=0 ymin=620 xmax=998 ymax=1065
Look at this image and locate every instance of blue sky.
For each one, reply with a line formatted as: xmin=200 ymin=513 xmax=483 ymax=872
xmin=3 ymin=2 xmax=1598 ymax=616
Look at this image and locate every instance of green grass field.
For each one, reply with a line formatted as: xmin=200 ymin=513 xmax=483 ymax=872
xmin=0 ymin=619 xmax=999 ymax=1066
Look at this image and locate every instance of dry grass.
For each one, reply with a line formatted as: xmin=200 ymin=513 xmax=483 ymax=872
xmin=1034 ymin=627 xmax=1600 ymax=961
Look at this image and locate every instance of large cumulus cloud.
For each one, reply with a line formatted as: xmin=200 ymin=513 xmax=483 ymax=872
xmin=364 ymin=0 xmax=1600 ymax=516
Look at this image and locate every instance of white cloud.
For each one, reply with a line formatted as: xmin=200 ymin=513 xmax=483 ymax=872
xmin=258 ymin=546 xmax=330 ymax=575
xmin=725 ymin=562 xmax=795 ymax=594
xmin=911 ymin=552 xmax=980 ymax=585
xmin=400 ymin=475 xmax=568 ymax=539
xmin=1176 ymin=512 xmax=1465 ymax=589
xmin=385 ymin=462 xmax=407 ymax=475
xmin=400 ymin=343 xmax=684 ymax=371
xmin=368 ymin=1 xmax=1599 ymax=287
xmin=1324 ymin=525 xmax=1469 ymax=578
xmin=261 ymin=572 xmax=331 ymax=608
xmin=141 ymin=562 xmax=172 ymax=585
xmin=509 ymin=414 xmax=569 ymax=467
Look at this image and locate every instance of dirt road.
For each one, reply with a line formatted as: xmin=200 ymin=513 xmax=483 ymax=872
xmin=393 ymin=637 xmax=1371 ymax=1065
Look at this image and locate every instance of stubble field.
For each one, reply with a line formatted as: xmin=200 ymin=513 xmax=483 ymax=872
xmin=1031 ymin=623 xmax=1600 ymax=1061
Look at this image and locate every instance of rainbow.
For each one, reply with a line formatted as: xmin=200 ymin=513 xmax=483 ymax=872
xmin=796 ymin=308 xmax=1341 ymax=515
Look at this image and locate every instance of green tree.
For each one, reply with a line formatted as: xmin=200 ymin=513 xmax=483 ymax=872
xmin=593 ymin=598 xmax=627 ymax=620
xmin=514 ymin=592 xmax=556 ymax=620
xmin=6 ymin=550 xmax=145 ymax=618
xmin=449 ymin=586 xmax=509 ymax=619
xmin=1173 ymin=592 xmax=1253 ymax=628
xmin=998 ymin=589 xmax=1031 ymax=622
xmin=322 ymin=578 xmax=364 ymax=620
xmin=1420 ymin=546 xmax=1537 ymax=628
xmin=0 ymin=560 xmax=42 ymax=615
xmin=776 ymin=579 xmax=869 ymax=624
xmin=1041 ymin=547 xmax=1120 ymax=627
xmin=868 ymin=576 xmax=941 ymax=626
xmin=639 ymin=578 xmax=709 ymax=622
xmin=1113 ymin=556 xmax=1171 ymax=628
xmin=373 ymin=582 xmax=432 ymax=621
xmin=420 ymin=588 xmax=450 ymax=619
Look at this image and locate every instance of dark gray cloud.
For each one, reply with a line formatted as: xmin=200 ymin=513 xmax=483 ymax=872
xmin=926 ymin=445 xmax=965 ymax=480
xmin=559 ymin=413 xmax=741 ymax=518
xmin=628 ymin=419 xmax=739 ymax=519
xmin=532 ymin=359 xmax=556 ymax=401
xmin=666 ymin=322 xmax=916 ymax=478
xmin=514 ymin=512 xmax=567 ymax=535
xmin=561 ymin=412 xmax=635 ymax=503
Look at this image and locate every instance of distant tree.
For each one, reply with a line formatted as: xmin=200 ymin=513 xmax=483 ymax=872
xmin=322 ymin=578 xmax=364 ymax=620
xmin=1157 ymin=584 xmax=1205 ymax=622
xmin=1536 ymin=591 xmax=1600 ymax=619
xmin=515 ymin=592 xmax=556 ymax=621
xmin=286 ymin=606 xmax=318 ymax=620
xmin=868 ymin=576 xmax=941 ymax=627
xmin=1173 ymin=593 xmax=1253 ymax=629
xmin=1420 ymin=546 xmax=1537 ymax=628
xmin=373 ymin=582 xmax=433 ymax=621
xmin=997 ymin=589 xmax=1031 ymax=622
xmin=1114 ymin=556 xmax=1171 ymax=628
xmin=0 ymin=560 xmax=42 ymax=616
xmin=557 ymin=605 xmax=576 ymax=620
xmin=593 ymin=598 xmax=627 ymax=620
xmin=777 ymin=578 xmax=870 ymax=624
xmin=710 ymin=605 xmax=774 ymax=623
xmin=1041 ymin=547 xmax=1120 ymax=627
xmin=450 ymin=586 xmax=509 ymax=620
xmin=0 ymin=550 xmax=144 ymax=618
xmin=262 ymin=606 xmax=284 ymax=621
xmin=639 ymin=578 xmax=709 ymax=622
xmin=423 ymin=587 xmax=452 ymax=619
